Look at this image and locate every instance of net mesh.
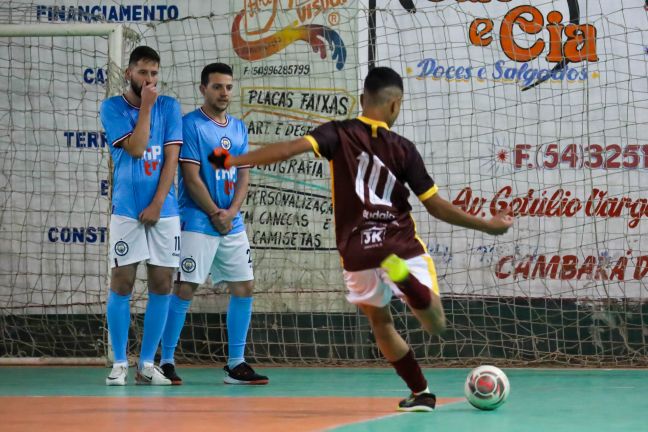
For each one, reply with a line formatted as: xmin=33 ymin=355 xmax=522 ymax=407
xmin=1 ymin=0 xmax=648 ymax=366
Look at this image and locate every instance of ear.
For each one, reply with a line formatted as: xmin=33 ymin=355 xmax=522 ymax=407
xmin=360 ymin=93 xmax=365 ymax=109
xmin=124 ymin=67 xmax=131 ymax=81
xmin=390 ymin=99 xmax=398 ymax=116
xmin=199 ymin=84 xmax=206 ymax=96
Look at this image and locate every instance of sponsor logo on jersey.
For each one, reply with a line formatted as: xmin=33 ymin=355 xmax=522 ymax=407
xmin=361 ymin=226 xmax=386 ymax=248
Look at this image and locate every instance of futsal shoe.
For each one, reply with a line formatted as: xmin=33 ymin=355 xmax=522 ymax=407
xmin=223 ymin=362 xmax=269 ymax=385
xmin=397 ymin=392 xmax=437 ymax=412
xmin=381 ymin=254 xmax=410 ymax=283
xmin=160 ymin=363 xmax=183 ymax=385
xmin=105 ymin=363 xmax=128 ymax=386
xmin=135 ymin=363 xmax=172 ymax=385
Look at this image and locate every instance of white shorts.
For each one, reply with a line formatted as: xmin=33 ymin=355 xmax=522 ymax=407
xmin=178 ymin=230 xmax=254 ymax=284
xmin=343 ymin=254 xmax=440 ymax=307
xmin=109 ymin=215 xmax=181 ymax=268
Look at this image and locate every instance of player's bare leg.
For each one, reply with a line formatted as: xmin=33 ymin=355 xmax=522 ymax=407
xmin=358 ymin=304 xmax=408 ymax=361
xmin=110 ymin=263 xmax=138 ymax=296
xmin=147 ymin=264 xmax=174 ymax=295
xmin=359 ymin=303 xmax=436 ymax=411
xmin=223 ymin=280 xmax=269 ymax=385
xmin=174 ymin=281 xmax=198 ymax=300
xmin=408 ymin=294 xmax=445 ymax=336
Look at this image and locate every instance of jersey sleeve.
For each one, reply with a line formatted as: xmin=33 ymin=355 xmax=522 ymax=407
xmin=164 ymin=98 xmax=183 ymax=146
xmin=304 ymin=121 xmax=339 ymax=160
xmin=238 ymin=121 xmax=249 ymax=156
xmin=404 ymin=141 xmax=437 ymax=201
xmin=99 ymin=99 xmax=132 ymax=148
xmin=179 ymin=116 xmax=200 ymax=165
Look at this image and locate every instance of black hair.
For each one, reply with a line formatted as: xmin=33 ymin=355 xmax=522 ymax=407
xmin=128 ymin=46 xmax=160 ymax=66
xmin=363 ymin=67 xmax=403 ymax=95
xmin=201 ymin=63 xmax=234 ymax=86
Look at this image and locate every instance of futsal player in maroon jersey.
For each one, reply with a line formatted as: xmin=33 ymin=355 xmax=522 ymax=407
xmin=209 ymin=67 xmax=513 ymax=411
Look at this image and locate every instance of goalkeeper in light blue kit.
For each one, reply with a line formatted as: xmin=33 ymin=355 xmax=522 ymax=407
xmin=158 ymin=63 xmax=268 ymax=385
xmin=100 ymin=46 xmax=182 ymax=385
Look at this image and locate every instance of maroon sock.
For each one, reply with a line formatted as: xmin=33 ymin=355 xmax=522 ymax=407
xmin=390 ymin=349 xmax=428 ymax=394
xmin=395 ymin=275 xmax=431 ymax=310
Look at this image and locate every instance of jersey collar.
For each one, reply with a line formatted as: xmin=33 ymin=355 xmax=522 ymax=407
xmin=357 ymin=116 xmax=389 ymax=138
xmin=121 ymin=94 xmax=140 ymax=110
xmin=200 ymin=107 xmax=229 ymax=127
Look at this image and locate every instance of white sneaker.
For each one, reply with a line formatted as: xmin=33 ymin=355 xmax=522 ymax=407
xmin=136 ymin=363 xmax=172 ymax=385
xmin=105 ymin=363 xmax=128 ymax=386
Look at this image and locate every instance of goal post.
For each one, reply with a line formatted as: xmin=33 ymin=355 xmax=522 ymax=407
xmin=1 ymin=1 xmax=647 ymax=368
xmin=0 ymin=22 xmax=137 ymax=365
xmin=0 ymin=23 xmax=134 ymax=95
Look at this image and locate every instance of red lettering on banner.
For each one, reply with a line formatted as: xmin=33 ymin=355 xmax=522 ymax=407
xmin=634 ymin=256 xmax=648 ymax=280
xmin=452 ymin=186 xmax=648 ymax=228
xmin=495 ymin=253 xmax=643 ymax=281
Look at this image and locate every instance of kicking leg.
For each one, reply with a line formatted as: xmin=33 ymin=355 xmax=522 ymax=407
xmin=381 ymin=254 xmax=446 ymax=335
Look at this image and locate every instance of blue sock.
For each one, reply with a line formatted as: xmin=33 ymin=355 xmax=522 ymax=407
xmin=227 ymin=296 xmax=253 ymax=369
xmin=160 ymin=295 xmax=192 ymax=365
xmin=106 ymin=290 xmax=131 ymax=364
xmin=139 ymin=292 xmax=171 ymax=368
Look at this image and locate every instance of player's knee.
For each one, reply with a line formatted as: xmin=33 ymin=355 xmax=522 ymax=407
xmin=110 ymin=275 xmax=134 ymax=295
xmin=230 ymin=280 xmax=254 ymax=297
xmin=368 ymin=312 xmax=395 ymax=337
xmin=426 ymin=311 xmax=446 ymax=335
xmin=149 ymin=280 xmax=172 ymax=295
xmin=110 ymin=282 xmax=133 ymax=296
xmin=173 ymin=282 xmax=197 ymax=300
xmin=147 ymin=267 xmax=174 ymax=294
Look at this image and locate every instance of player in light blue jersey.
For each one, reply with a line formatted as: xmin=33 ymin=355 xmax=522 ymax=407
xmin=99 ymin=46 xmax=182 ymax=386
xmin=159 ymin=63 xmax=268 ymax=385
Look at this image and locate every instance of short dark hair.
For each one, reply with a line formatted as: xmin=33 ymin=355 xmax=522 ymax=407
xmin=364 ymin=67 xmax=403 ymax=95
xmin=201 ymin=63 xmax=233 ymax=86
xmin=128 ymin=46 xmax=160 ymax=66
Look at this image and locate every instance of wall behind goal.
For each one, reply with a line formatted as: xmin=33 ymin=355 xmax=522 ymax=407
xmin=1 ymin=0 xmax=648 ymax=364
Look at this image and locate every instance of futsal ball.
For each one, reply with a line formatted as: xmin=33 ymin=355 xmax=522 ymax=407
xmin=464 ymin=365 xmax=510 ymax=410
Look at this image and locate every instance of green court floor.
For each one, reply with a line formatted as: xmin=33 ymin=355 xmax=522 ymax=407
xmin=1 ymin=366 xmax=646 ymax=431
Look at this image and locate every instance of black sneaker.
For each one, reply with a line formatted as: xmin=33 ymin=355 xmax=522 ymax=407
xmin=398 ymin=392 xmax=437 ymax=412
xmin=160 ymin=363 xmax=183 ymax=385
xmin=223 ymin=362 xmax=269 ymax=385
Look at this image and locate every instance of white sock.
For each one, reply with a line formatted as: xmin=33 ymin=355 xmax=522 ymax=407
xmin=414 ymin=386 xmax=430 ymax=396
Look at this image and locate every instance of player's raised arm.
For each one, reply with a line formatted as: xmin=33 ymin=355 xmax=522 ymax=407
xmin=121 ymin=82 xmax=158 ymax=158
xmin=421 ymin=193 xmax=513 ymax=235
xmin=209 ymin=137 xmax=313 ymax=169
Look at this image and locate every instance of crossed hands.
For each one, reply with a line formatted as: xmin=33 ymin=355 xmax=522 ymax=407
xmin=209 ymin=208 xmax=234 ymax=234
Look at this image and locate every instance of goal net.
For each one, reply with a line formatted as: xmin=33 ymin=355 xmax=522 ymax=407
xmin=1 ymin=0 xmax=647 ymax=366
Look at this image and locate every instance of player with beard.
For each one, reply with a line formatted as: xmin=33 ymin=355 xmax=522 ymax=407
xmin=158 ymin=63 xmax=268 ymax=385
xmin=100 ymin=46 xmax=182 ymax=385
